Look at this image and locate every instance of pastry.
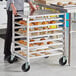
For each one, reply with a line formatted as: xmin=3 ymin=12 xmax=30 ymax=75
xmin=32 ymin=53 xmax=36 ymax=55
xmin=42 ymin=21 xmax=48 ymax=25
xmin=29 ymin=23 xmax=33 ymax=26
xmin=29 ymin=28 xmax=33 ymax=31
xmin=29 ymin=43 xmax=34 ymax=47
xmin=34 ymin=22 xmax=42 ymax=25
xmin=19 ymin=51 xmax=27 ymax=56
xmin=19 ymin=51 xmax=23 ymax=54
xmin=18 ymin=29 xmax=23 ymax=31
xmin=30 ymin=39 xmax=35 ymax=42
xmin=34 ymin=43 xmax=40 ymax=45
xmin=30 ymin=56 xmax=32 ymax=57
xmin=43 ymin=26 xmax=47 ymax=29
xmin=41 ymin=52 xmax=51 ymax=55
xmin=63 ymin=4 xmax=68 ymax=6
xmin=18 ymin=40 xmax=24 ymax=44
xmin=32 ymin=53 xmax=41 ymax=56
xmin=48 ymin=31 xmax=54 ymax=34
xmin=18 ymin=20 xmax=27 ymax=26
xmin=40 ymin=38 xmax=46 ymax=40
xmin=47 ymin=41 xmax=53 ymax=44
xmin=44 ymin=48 xmax=50 ymax=50
xmin=57 ymin=2 xmax=63 ymax=6
xmin=49 ymin=21 xmax=56 ymax=24
xmin=18 ymin=29 xmax=23 ymax=33
xmin=41 ymin=52 xmax=46 ymax=54
xmin=34 ymin=28 xmax=39 ymax=30
xmin=40 ymin=31 xmax=46 ymax=35
xmin=39 ymin=42 xmax=44 ymax=46
xmin=30 ymin=18 xmax=34 ymax=21
xmin=31 ymin=32 xmax=39 ymax=36
xmin=30 ymin=50 xmax=33 ymax=52
xmin=36 ymin=49 xmax=42 ymax=51
xmin=35 ymin=54 xmax=41 ymax=56
xmin=68 ymin=2 xmax=74 ymax=5
xmin=44 ymin=52 xmax=51 ymax=55
xmin=22 ymin=53 xmax=27 ymax=56
xmin=22 ymin=30 xmax=27 ymax=35
xmin=23 ymin=42 xmax=27 ymax=46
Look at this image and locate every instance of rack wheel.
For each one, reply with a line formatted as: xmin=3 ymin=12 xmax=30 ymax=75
xmin=59 ymin=56 xmax=67 ymax=66
xmin=7 ymin=55 xmax=18 ymax=64
xmin=22 ymin=63 xmax=30 ymax=72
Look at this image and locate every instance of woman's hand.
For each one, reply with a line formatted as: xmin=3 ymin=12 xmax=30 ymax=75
xmin=11 ymin=3 xmax=17 ymax=16
xmin=13 ymin=7 xmax=17 ymax=16
xmin=29 ymin=1 xmax=36 ymax=11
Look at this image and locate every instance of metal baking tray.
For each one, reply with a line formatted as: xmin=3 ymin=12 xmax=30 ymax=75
xmin=50 ymin=1 xmax=76 ymax=9
xmin=51 ymin=4 xmax=76 ymax=8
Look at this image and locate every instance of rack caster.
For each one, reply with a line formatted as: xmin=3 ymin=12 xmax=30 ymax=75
xmin=22 ymin=63 xmax=30 ymax=72
xmin=7 ymin=55 xmax=18 ymax=64
xmin=59 ymin=56 xmax=67 ymax=66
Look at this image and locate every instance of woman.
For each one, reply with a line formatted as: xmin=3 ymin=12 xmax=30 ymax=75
xmin=4 ymin=0 xmax=35 ymax=62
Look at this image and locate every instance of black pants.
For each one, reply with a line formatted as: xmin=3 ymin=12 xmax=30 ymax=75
xmin=4 ymin=11 xmax=22 ymax=56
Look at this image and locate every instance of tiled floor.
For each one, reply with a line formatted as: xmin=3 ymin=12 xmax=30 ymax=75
xmin=0 ymin=23 xmax=76 ymax=76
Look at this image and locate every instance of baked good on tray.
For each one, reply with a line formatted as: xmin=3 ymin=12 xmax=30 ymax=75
xmin=19 ymin=51 xmax=27 ymax=56
xmin=30 ymin=39 xmax=35 ymax=42
xmin=68 ymin=2 xmax=74 ymax=5
xmin=36 ymin=49 xmax=43 ymax=51
xmin=18 ymin=20 xmax=27 ymax=26
xmin=41 ymin=52 xmax=51 ymax=55
xmin=34 ymin=27 xmax=39 ymax=30
xmin=29 ymin=23 xmax=33 ymax=26
xmin=49 ymin=21 xmax=56 ymax=24
xmin=42 ymin=21 xmax=48 ymax=25
xmin=43 ymin=26 xmax=48 ymax=29
xmin=40 ymin=38 xmax=46 ymax=40
xmin=18 ymin=40 xmax=24 ymax=44
xmin=32 ymin=53 xmax=41 ymax=56
xmin=57 ymin=2 xmax=63 ymax=6
xmin=47 ymin=41 xmax=53 ymax=44
xmin=63 ymin=4 xmax=68 ymax=6
xmin=38 ymin=42 xmax=44 ymax=46
xmin=31 ymin=32 xmax=39 ymax=36
xmin=29 ymin=43 xmax=34 ymax=47
xmin=39 ymin=31 xmax=47 ymax=35
xmin=33 ymin=22 xmax=42 ymax=25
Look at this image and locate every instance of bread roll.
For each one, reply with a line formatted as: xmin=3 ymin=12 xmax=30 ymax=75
xmin=47 ymin=41 xmax=53 ymax=44
xmin=30 ymin=39 xmax=35 ymax=42
xmin=63 ymin=4 xmax=68 ymax=6
xmin=40 ymin=38 xmax=46 ymax=40
xmin=18 ymin=20 xmax=27 ymax=26
xmin=68 ymin=2 xmax=74 ymax=5
xmin=57 ymin=2 xmax=63 ymax=6
xmin=42 ymin=21 xmax=48 ymax=25
xmin=49 ymin=21 xmax=56 ymax=24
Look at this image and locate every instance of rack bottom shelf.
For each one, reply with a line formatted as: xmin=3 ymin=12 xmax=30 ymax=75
xmin=13 ymin=50 xmax=63 ymax=60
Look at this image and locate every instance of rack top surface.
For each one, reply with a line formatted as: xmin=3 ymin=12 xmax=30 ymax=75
xmin=24 ymin=10 xmax=63 ymax=17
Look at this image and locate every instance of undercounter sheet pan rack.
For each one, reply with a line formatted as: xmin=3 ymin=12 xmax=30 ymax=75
xmin=12 ymin=10 xmax=67 ymax=71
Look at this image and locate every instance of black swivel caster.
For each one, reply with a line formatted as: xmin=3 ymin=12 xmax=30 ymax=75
xmin=22 ymin=63 xmax=30 ymax=72
xmin=7 ymin=55 xmax=18 ymax=64
xmin=59 ymin=56 xmax=67 ymax=66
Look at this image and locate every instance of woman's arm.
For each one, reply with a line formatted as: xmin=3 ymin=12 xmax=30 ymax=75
xmin=11 ymin=3 xmax=17 ymax=15
xmin=9 ymin=0 xmax=17 ymax=15
xmin=28 ymin=1 xmax=36 ymax=11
